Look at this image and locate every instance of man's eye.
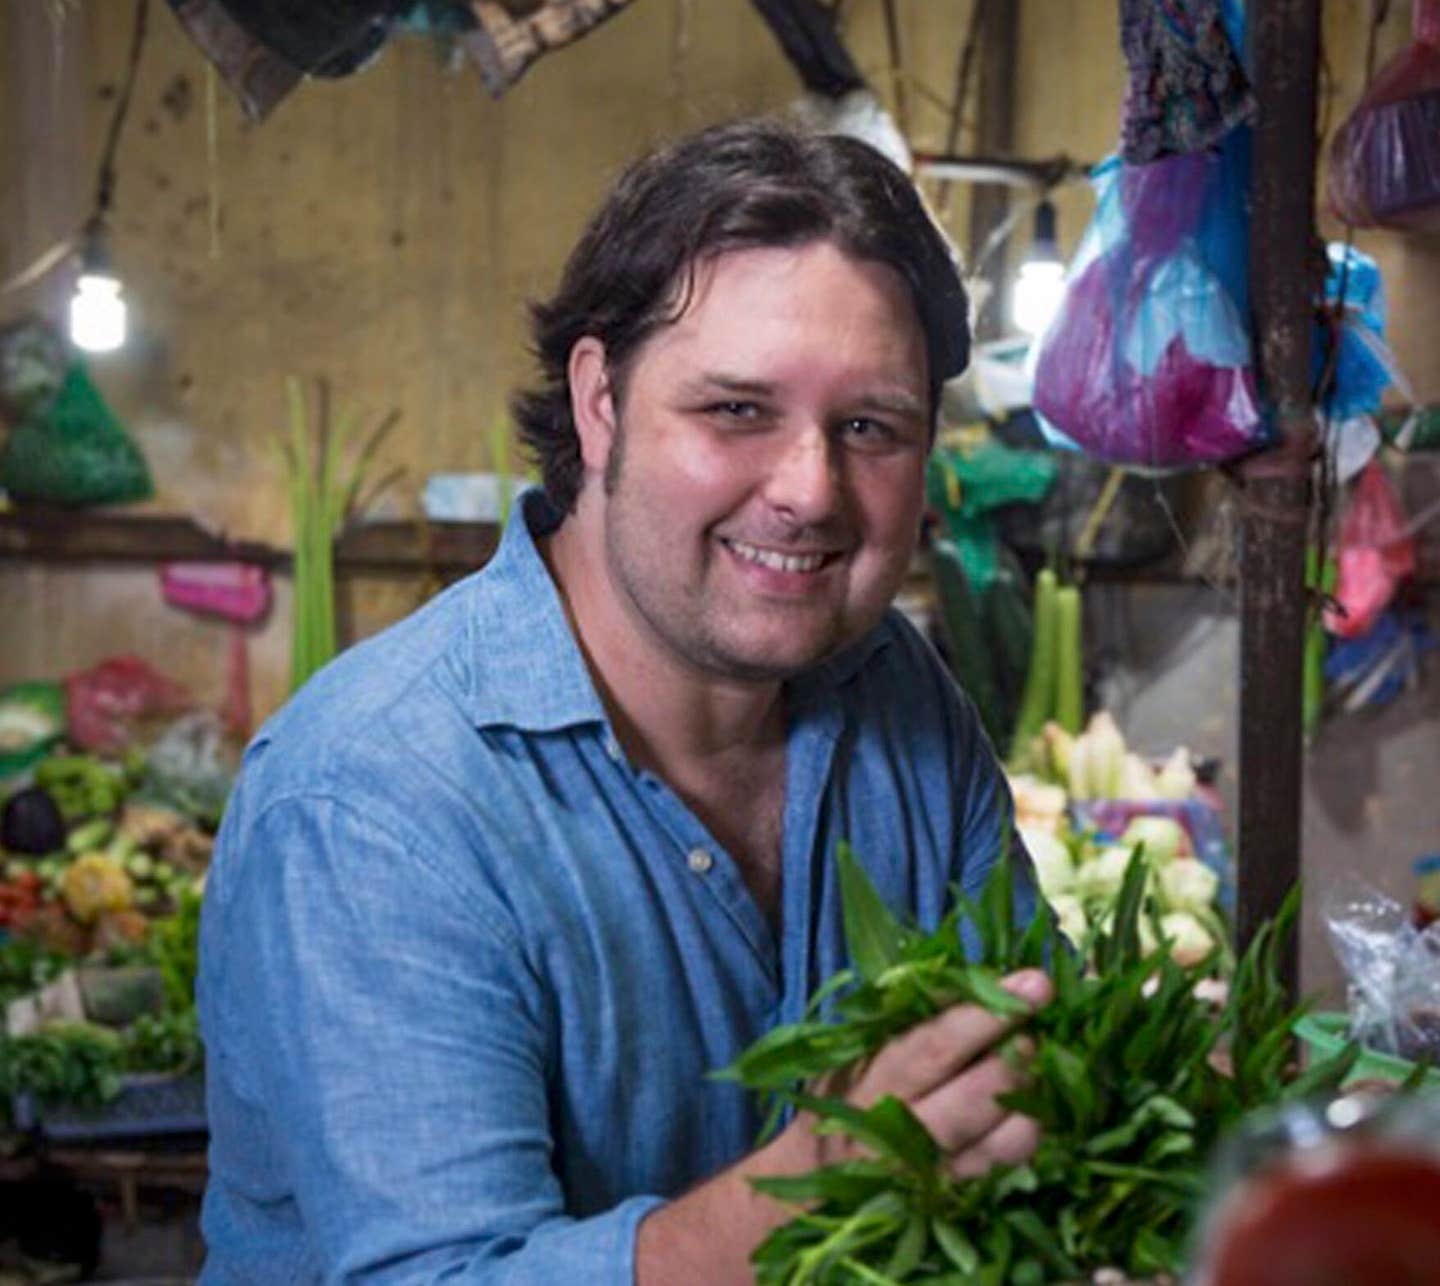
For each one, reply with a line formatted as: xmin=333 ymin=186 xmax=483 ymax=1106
xmin=706 ymin=401 xmax=763 ymax=421
xmin=841 ymin=417 xmax=898 ymax=446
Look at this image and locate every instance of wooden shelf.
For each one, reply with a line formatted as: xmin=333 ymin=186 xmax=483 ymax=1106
xmin=0 ymin=507 xmax=501 ymax=576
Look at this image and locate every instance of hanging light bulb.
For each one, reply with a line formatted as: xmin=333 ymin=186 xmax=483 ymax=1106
xmin=69 ymin=222 xmax=127 ymax=354
xmin=1011 ymin=198 xmax=1065 ymax=338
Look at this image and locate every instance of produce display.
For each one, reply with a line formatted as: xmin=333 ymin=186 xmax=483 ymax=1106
xmin=1020 ymin=814 xmax=1228 ymax=971
xmin=722 ymin=846 xmax=1365 ymax=1285
xmin=0 ymin=733 xmax=217 ymax=1126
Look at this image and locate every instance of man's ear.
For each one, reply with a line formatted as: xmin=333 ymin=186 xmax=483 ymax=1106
xmin=568 ymin=336 xmax=618 ymax=477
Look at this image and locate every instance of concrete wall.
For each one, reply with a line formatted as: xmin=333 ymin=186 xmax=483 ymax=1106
xmin=0 ymin=0 xmax=984 ymax=719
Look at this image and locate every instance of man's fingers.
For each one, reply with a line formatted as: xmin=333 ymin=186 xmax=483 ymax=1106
xmin=948 ymin=1111 xmax=1042 ymax=1180
xmin=853 ymin=969 xmax=1051 ymax=1106
xmin=910 ymin=1046 xmax=1028 ymax=1152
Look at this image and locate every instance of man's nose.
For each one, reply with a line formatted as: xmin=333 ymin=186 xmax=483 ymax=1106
xmin=763 ymin=422 xmax=844 ymax=526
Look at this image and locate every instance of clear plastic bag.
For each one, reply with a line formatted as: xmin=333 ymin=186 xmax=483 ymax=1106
xmin=1324 ymin=876 xmax=1440 ymax=1066
xmin=1032 ymin=143 xmax=1265 ymax=468
xmin=1328 ymin=0 xmax=1440 ymax=231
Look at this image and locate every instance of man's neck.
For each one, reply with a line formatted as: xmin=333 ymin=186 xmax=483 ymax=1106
xmin=541 ymin=508 xmax=786 ymax=778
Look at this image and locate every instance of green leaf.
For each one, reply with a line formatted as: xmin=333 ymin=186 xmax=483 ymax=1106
xmin=751 ymin=1161 xmax=895 ymax=1207
xmin=883 ymin=1212 xmax=927 ymax=1279
xmin=838 ymin=841 xmax=904 ymax=983
xmin=992 ymin=1163 xmax=1038 ymax=1200
xmin=977 ymin=840 xmax=1016 ymax=968
xmin=958 ymin=966 xmax=1032 ymax=1019
xmin=1005 ymin=1207 xmax=1082 ymax=1276
xmin=1131 ymin=1225 xmax=1181 ymax=1276
xmin=931 ymin=1218 xmax=979 ymax=1274
xmin=796 ymin=1093 xmax=940 ymax=1173
xmin=1282 ymin=1040 xmax=1361 ymax=1102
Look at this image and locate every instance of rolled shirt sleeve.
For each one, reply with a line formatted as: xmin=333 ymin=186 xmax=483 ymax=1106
xmin=199 ymin=792 xmax=663 ymax=1284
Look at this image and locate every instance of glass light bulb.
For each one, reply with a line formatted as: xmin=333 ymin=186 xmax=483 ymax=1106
xmin=1011 ymin=259 xmax=1065 ymax=338
xmin=69 ymin=272 xmax=127 ymax=353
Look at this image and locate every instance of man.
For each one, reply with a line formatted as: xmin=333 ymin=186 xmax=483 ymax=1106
xmin=198 ymin=119 xmax=1049 ymax=1284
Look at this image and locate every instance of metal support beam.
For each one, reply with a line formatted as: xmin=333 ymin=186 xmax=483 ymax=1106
xmin=965 ymin=0 xmax=1019 ymax=341
xmin=1238 ymin=1 xmax=1323 ymax=995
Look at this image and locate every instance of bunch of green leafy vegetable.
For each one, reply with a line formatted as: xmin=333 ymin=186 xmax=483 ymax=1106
xmin=719 ymin=844 xmax=1361 ymax=1284
xmin=0 ymin=894 xmax=205 ymax=1123
xmin=0 ymin=939 xmax=67 ymax=1009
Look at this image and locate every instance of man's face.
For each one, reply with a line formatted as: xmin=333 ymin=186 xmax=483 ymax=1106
xmin=584 ymin=240 xmax=931 ymax=683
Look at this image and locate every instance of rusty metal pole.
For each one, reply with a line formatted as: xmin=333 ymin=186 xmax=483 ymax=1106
xmin=1238 ymin=1 xmax=1323 ymax=994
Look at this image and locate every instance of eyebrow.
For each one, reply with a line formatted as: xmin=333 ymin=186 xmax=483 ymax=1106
xmin=682 ymin=372 xmax=926 ymax=419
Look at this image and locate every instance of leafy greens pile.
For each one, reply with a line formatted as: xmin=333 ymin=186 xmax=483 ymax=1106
xmin=0 ymin=888 xmax=203 ymax=1122
xmin=719 ymin=844 xmax=1359 ymax=1284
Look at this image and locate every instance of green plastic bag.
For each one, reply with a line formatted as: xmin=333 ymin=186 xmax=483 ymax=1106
xmin=0 ymin=364 xmax=152 ymax=505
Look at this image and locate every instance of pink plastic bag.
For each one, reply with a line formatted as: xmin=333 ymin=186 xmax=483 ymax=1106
xmin=1324 ymin=460 xmax=1417 ymax=640
xmin=64 ymin=656 xmax=192 ymax=755
xmin=1328 ymin=0 xmax=1440 ymax=230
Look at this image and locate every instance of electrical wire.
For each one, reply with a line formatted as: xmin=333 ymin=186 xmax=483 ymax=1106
xmin=91 ymin=0 xmax=151 ymax=225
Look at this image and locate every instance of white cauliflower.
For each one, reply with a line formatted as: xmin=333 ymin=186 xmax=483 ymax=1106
xmin=1160 ymin=911 xmax=1216 ymax=967
xmin=1020 ymin=826 xmax=1075 ymax=899
xmin=1047 ymin=894 xmax=1090 ymax=948
xmin=1157 ymin=857 xmax=1219 ymax=913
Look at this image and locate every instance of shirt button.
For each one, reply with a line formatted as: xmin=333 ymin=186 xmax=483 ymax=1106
xmin=603 ymin=734 xmax=623 ymax=762
xmin=686 ymin=847 xmax=714 ymax=874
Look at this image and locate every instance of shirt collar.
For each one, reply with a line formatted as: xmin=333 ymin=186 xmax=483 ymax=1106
xmin=464 ymin=487 xmax=893 ymax=733
xmin=465 ymin=488 xmax=609 ymax=733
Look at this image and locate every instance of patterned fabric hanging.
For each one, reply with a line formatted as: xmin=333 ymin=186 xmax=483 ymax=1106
xmin=1119 ymin=0 xmax=1254 ymax=164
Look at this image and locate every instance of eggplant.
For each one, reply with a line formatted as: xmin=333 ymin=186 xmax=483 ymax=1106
xmin=1 ymin=786 xmax=67 ymax=855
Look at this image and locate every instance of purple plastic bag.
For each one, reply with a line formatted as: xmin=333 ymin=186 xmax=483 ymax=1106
xmin=1032 ymin=151 xmax=1263 ymax=469
xmin=1329 ymin=0 xmax=1440 ymax=231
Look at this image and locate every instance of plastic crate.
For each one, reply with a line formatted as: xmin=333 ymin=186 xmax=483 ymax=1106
xmin=1293 ymin=1012 xmax=1440 ymax=1089
xmin=13 ymin=1071 xmax=206 ymax=1142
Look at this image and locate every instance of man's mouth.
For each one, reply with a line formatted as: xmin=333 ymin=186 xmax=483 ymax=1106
xmin=720 ymin=537 xmax=835 ymax=574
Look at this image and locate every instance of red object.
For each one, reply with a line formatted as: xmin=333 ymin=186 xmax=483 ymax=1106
xmin=1324 ymin=460 xmax=1416 ymax=640
xmin=1207 ymin=1146 xmax=1440 ymax=1285
xmin=64 ymin=655 xmax=192 ymax=755
xmin=1329 ymin=0 xmax=1440 ymax=230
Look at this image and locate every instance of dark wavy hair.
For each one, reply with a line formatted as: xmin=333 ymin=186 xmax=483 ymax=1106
xmin=512 ymin=118 xmax=970 ymax=513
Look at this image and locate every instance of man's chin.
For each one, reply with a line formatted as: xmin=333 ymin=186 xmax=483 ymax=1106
xmin=702 ymin=624 xmax=860 ymax=683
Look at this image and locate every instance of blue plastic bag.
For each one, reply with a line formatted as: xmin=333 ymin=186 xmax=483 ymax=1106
xmin=1315 ymin=243 xmax=1403 ymax=421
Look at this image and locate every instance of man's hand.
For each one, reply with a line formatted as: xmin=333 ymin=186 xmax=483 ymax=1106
xmin=782 ymin=966 xmax=1053 ymax=1179
xmin=635 ymin=968 xmax=1053 ymax=1285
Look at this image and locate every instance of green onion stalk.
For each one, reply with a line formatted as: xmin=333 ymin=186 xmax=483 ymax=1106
xmin=274 ymin=377 xmax=399 ymax=694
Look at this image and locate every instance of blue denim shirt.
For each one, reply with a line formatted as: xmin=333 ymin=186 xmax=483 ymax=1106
xmin=198 ymin=490 xmax=1029 ymax=1284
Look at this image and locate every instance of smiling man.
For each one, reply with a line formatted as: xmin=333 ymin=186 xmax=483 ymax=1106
xmin=198 ymin=120 xmax=1046 ymax=1285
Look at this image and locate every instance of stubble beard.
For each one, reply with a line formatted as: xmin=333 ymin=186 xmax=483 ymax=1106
xmin=599 ymin=412 xmax=847 ymax=684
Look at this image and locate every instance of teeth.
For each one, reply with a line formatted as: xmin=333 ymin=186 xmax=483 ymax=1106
xmin=726 ymin=539 xmax=827 ymax=574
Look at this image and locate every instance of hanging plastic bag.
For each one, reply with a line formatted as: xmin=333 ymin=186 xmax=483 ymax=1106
xmin=0 ymin=364 xmax=152 ymax=506
xmin=1314 ymin=244 xmax=1405 ymax=422
xmin=1329 ymin=0 xmax=1440 ymax=231
xmin=1032 ymin=142 xmax=1264 ymax=469
xmin=1323 ymin=459 xmax=1416 ymax=639
xmin=64 ymin=656 xmax=192 ymax=755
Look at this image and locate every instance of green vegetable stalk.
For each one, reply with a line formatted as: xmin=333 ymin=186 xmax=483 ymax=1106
xmin=720 ymin=845 xmax=1358 ymax=1284
xmin=1302 ymin=547 xmax=1336 ymax=742
xmin=275 ymin=377 xmax=399 ymax=694
xmin=1053 ymin=584 xmax=1083 ymax=737
xmin=1008 ymin=568 xmax=1058 ymax=763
